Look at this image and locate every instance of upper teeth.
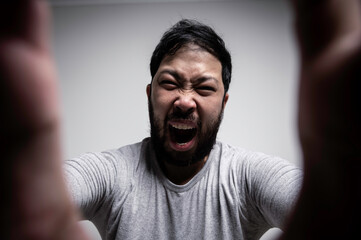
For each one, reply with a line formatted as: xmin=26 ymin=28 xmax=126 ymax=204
xmin=171 ymin=124 xmax=195 ymax=130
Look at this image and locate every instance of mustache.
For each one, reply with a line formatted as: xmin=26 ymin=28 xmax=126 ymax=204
xmin=165 ymin=111 xmax=202 ymax=127
xmin=167 ymin=109 xmax=197 ymax=122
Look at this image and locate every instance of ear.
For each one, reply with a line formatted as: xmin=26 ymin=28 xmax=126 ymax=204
xmin=223 ymin=93 xmax=229 ymax=108
xmin=146 ymin=84 xmax=151 ymax=99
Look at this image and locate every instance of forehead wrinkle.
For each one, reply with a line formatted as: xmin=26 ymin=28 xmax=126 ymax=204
xmin=158 ymin=68 xmax=220 ymax=88
xmin=157 ymin=45 xmax=222 ymax=85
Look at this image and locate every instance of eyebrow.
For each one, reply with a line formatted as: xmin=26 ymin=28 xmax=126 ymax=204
xmin=157 ymin=69 xmax=219 ymax=86
xmin=193 ymin=76 xmax=219 ymax=86
xmin=157 ymin=69 xmax=182 ymax=82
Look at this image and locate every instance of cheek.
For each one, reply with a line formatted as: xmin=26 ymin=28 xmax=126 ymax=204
xmin=198 ymin=98 xmax=224 ymax=121
xmin=151 ymin=89 xmax=174 ymax=118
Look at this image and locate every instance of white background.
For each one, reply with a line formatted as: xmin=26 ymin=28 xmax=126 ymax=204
xmin=51 ymin=0 xmax=302 ymax=239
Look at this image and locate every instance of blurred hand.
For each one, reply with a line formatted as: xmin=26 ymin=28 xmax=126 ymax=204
xmin=282 ymin=0 xmax=361 ymax=239
xmin=0 ymin=1 xmax=88 ymax=239
xmin=294 ymin=0 xmax=361 ymax=148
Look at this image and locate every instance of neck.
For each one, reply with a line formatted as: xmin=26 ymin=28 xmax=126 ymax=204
xmin=161 ymin=156 xmax=208 ymax=185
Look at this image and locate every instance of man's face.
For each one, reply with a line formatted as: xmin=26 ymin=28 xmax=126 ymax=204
xmin=147 ymin=44 xmax=229 ymax=166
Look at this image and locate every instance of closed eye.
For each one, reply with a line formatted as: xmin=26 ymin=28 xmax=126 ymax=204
xmin=196 ymin=86 xmax=216 ymax=96
xmin=160 ymin=80 xmax=178 ymax=90
xmin=197 ymin=86 xmax=215 ymax=91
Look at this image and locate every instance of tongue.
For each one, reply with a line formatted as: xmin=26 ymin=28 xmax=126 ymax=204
xmin=170 ymin=126 xmax=196 ymax=144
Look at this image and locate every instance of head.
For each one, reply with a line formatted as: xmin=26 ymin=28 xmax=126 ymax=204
xmin=147 ymin=19 xmax=232 ymax=166
xmin=150 ymin=19 xmax=232 ymax=93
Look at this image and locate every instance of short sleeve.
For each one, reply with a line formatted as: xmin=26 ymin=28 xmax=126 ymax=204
xmin=64 ymin=151 xmax=121 ymax=219
xmin=243 ymin=153 xmax=303 ymax=229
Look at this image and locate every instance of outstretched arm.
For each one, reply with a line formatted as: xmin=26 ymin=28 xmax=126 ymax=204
xmin=282 ymin=0 xmax=361 ymax=238
xmin=0 ymin=1 xmax=88 ymax=239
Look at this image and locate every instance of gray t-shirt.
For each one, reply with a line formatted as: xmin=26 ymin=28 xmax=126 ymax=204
xmin=65 ymin=138 xmax=302 ymax=240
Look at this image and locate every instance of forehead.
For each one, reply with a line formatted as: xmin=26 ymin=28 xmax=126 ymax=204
xmin=156 ymin=44 xmax=222 ymax=82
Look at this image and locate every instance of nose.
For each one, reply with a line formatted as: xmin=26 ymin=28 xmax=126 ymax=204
xmin=173 ymin=92 xmax=196 ymax=114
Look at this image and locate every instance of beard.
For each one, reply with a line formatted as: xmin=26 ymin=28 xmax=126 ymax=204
xmin=148 ymin=99 xmax=224 ymax=167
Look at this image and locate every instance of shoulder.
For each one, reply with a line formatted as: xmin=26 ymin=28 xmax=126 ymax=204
xmin=215 ymin=141 xmax=303 ymax=214
xmin=215 ymin=141 xmax=281 ymax=167
xmin=100 ymin=138 xmax=151 ymax=174
xmin=103 ymin=140 xmax=145 ymax=168
xmin=65 ymin=139 xmax=150 ymax=180
xmin=215 ymin=141 xmax=302 ymax=182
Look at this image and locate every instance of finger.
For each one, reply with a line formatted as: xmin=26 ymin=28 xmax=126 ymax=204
xmin=0 ymin=0 xmax=51 ymax=52
xmin=290 ymin=0 xmax=361 ymax=61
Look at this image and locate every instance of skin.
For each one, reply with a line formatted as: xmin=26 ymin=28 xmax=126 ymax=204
xmin=281 ymin=0 xmax=361 ymax=238
xmin=0 ymin=1 xmax=87 ymax=239
xmin=1 ymin=0 xmax=361 ymax=239
xmin=147 ymin=44 xmax=228 ymax=184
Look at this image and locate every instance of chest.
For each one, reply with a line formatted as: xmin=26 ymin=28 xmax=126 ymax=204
xmin=113 ymin=173 xmax=243 ymax=240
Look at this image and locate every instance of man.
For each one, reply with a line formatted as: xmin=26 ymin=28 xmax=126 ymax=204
xmin=64 ymin=19 xmax=302 ymax=239
xmin=1 ymin=0 xmax=360 ymax=240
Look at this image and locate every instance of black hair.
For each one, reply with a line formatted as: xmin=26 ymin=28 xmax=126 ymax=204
xmin=150 ymin=19 xmax=232 ymax=93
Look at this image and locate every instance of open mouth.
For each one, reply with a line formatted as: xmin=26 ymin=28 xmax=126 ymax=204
xmin=169 ymin=122 xmax=197 ymax=146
